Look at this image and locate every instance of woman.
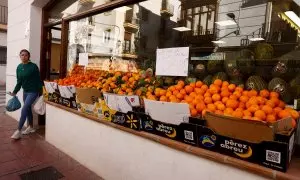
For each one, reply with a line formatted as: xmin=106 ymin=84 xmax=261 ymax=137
xmin=11 ymin=49 xmax=42 ymax=139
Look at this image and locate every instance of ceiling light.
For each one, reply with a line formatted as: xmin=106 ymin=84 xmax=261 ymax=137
xmin=212 ymin=40 xmax=226 ymax=44
xmin=115 ymin=6 xmax=132 ymax=12
xmin=173 ymin=27 xmax=191 ymax=31
xmin=215 ymin=20 xmax=236 ymax=26
xmin=249 ymin=37 xmax=265 ymax=41
xmin=285 ymin=11 xmax=300 ymax=28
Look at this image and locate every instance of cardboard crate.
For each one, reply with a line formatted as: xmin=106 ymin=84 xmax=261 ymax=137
xmin=44 ymin=81 xmax=61 ymax=104
xmin=58 ymin=85 xmax=77 ymax=110
xmin=76 ymin=88 xmax=102 ymax=117
xmin=194 ymin=112 xmax=296 ymax=172
xmin=101 ymin=93 xmax=142 ymax=130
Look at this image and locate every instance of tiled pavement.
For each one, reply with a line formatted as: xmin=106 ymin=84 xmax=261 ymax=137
xmin=0 ymin=114 xmax=104 ymax=180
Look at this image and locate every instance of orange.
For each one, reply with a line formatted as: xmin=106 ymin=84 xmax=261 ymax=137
xmin=239 ymin=96 xmax=249 ymax=103
xmin=160 ymin=96 xmax=168 ymax=102
xmin=270 ymin=92 xmax=280 ymax=99
xmin=180 ymin=89 xmax=187 ymax=96
xmin=154 ymin=89 xmax=161 ymax=97
xmin=204 ymin=92 xmax=212 ymax=97
xmin=224 ymin=108 xmax=234 ymax=116
xmin=212 ymin=94 xmax=221 ymax=102
xmin=160 ymin=89 xmax=167 ymax=96
xmin=194 ymin=88 xmax=202 ymax=95
xmin=233 ymin=91 xmax=242 ymax=98
xmin=177 ymin=80 xmax=185 ymax=87
xmin=232 ymin=111 xmax=244 ymax=118
xmin=226 ymin=99 xmax=238 ymax=109
xmin=176 ymin=93 xmax=184 ymax=100
xmin=173 ymin=90 xmax=180 ymax=96
xmin=169 ymin=95 xmax=177 ymax=101
xmin=262 ymin=105 xmax=273 ymax=115
xmin=185 ymin=85 xmax=194 ymax=94
xmin=239 ymin=102 xmax=246 ymax=109
xmin=207 ymin=104 xmax=217 ymax=112
xmin=209 ymin=86 xmax=219 ymax=94
xmin=190 ymin=108 xmax=198 ymax=117
xmin=242 ymin=91 xmax=249 ymax=96
xmin=248 ymin=105 xmax=260 ymax=113
xmin=213 ymin=79 xmax=223 ymax=87
xmin=185 ymin=96 xmax=193 ymax=103
xmin=201 ymin=85 xmax=209 ymax=92
xmin=266 ymin=114 xmax=277 ymax=123
xmin=196 ymin=103 xmax=206 ymax=113
xmin=214 ymin=101 xmax=222 ymax=105
xmin=196 ymin=81 xmax=203 ymax=88
xmin=292 ymin=119 xmax=297 ymax=128
xmin=259 ymin=89 xmax=270 ymax=98
xmin=168 ymin=86 xmax=175 ymax=92
xmin=190 ymin=92 xmax=197 ymax=98
xmin=192 ymin=99 xmax=199 ymax=106
xmin=278 ymin=110 xmax=291 ymax=119
xmin=228 ymin=84 xmax=236 ymax=92
xmin=235 ymin=108 xmax=244 ymax=112
xmin=289 ymin=109 xmax=300 ymax=120
xmin=248 ymin=90 xmax=258 ymax=97
xmin=222 ymin=81 xmax=230 ymax=87
xmin=202 ymin=109 xmax=210 ymax=117
xmin=251 ymin=117 xmax=262 ymax=121
xmin=189 ymin=82 xmax=196 ymax=88
xmin=256 ymin=96 xmax=266 ymax=105
xmin=248 ymin=97 xmax=259 ymax=106
xmin=221 ymin=90 xmax=231 ymax=97
xmin=215 ymin=110 xmax=224 ymax=115
xmin=217 ymin=103 xmax=226 ymax=111
xmin=243 ymin=110 xmax=252 ymax=117
xmin=222 ymin=97 xmax=229 ymax=104
xmin=270 ymin=98 xmax=280 ymax=106
xmin=204 ymin=97 xmax=213 ymax=104
xmin=254 ymin=110 xmax=266 ymax=121
xmin=229 ymin=95 xmax=238 ymax=100
xmin=278 ymin=101 xmax=286 ymax=109
xmin=175 ymin=84 xmax=184 ymax=91
xmin=166 ymin=91 xmax=172 ymax=98
xmin=170 ymin=98 xmax=180 ymax=103
xmin=273 ymin=107 xmax=283 ymax=116
xmin=235 ymin=87 xmax=244 ymax=93
xmin=266 ymin=100 xmax=276 ymax=108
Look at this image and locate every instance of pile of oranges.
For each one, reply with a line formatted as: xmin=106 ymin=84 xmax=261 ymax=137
xmin=147 ymin=79 xmax=299 ymax=128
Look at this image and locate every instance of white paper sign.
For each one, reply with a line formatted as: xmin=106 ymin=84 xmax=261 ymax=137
xmin=58 ymin=85 xmax=76 ymax=98
xmin=79 ymin=53 xmax=89 ymax=66
xmin=156 ymin=47 xmax=189 ymax=76
xmin=103 ymin=93 xmax=140 ymax=113
xmin=144 ymin=99 xmax=190 ymax=125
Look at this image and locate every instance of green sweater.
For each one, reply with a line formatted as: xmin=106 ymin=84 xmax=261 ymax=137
xmin=13 ymin=62 xmax=43 ymax=94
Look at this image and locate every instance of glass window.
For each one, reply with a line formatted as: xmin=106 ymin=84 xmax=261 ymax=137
xmin=48 ymin=0 xmax=114 ymax=23
xmin=65 ymin=0 xmax=300 ymax=106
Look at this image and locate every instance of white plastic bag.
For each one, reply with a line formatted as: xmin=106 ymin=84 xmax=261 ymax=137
xmin=33 ymin=96 xmax=46 ymax=115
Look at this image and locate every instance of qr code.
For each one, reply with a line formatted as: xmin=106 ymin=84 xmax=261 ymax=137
xmin=184 ymin=130 xmax=194 ymax=141
xmin=266 ymin=150 xmax=281 ymax=164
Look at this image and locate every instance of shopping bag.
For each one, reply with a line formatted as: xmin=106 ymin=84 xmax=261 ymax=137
xmin=6 ymin=96 xmax=21 ymax=112
xmin=33 ymin=96 xmax=46 ymax=115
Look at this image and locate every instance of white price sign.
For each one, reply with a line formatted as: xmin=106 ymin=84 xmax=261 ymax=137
xmin=155 ymin=47 xmax=189 ymax=76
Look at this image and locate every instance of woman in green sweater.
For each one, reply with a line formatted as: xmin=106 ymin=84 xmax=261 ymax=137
xmin=11 ymin=49 xmax=42 ymax=139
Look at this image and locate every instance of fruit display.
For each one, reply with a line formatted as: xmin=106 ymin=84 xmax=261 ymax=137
xmin=148 ymin=79 xmax=298 ymax=128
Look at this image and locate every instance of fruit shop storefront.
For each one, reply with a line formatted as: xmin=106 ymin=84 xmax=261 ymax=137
xmin=40 ymin=0 xmax=300 ymax=179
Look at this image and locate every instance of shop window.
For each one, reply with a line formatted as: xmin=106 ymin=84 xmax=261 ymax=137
xmin=183 ymin=4 xmax=215 ymax=36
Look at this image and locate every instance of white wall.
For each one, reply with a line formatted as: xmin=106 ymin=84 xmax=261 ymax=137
xmin=46 ymin=104 xmax=268 ymax=180
xmin=6 ymin=0 xmax=47 ymax=122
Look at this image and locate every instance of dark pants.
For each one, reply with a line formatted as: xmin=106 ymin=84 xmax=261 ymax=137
xmin=18 ymin=92 xmax=39 ymax=130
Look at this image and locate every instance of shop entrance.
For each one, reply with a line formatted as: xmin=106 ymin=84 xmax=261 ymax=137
xmin=37 ymin=24 xmax=62 ymax=135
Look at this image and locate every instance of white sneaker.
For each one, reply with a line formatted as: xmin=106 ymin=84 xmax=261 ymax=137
xmin=22 ymin=126 xmax=36 ymax=135
xmin=11 ymin=130 xmax=21 ymax=140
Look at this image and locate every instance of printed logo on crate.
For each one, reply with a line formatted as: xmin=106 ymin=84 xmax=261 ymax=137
xmin=112 ymin=111 xmax=141 ymax=130
xmin=199 ymin=135 xmax=216 ymax=148
xmin=141 ymin=115 xmax=179 ymax=140
xmin=58 ymin=85 xmax=77 ymax=110
xmin=179 ymin=123 xmax=199 ymax=146
xmin=219 ymin=138 xmax=253 ymax=159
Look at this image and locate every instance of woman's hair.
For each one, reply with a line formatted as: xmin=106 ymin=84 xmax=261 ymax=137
xmin=19 ymin=49 xmax=30 ymax=57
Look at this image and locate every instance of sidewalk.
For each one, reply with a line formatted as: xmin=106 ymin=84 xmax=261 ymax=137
xmin=0 ymin=114 xmax=104 ymax=180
